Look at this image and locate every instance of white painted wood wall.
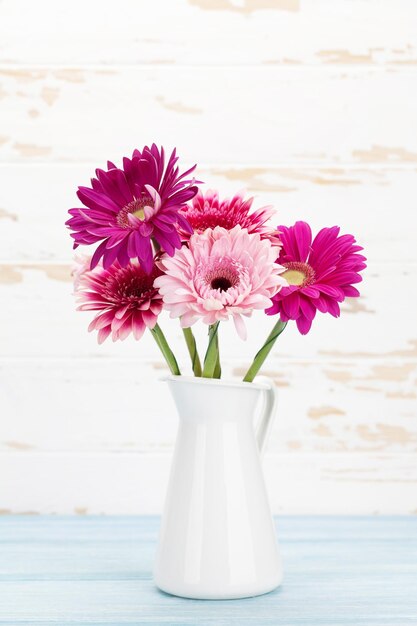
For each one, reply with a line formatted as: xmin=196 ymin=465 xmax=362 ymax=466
xmin=1 ymin=0 xmax=416 ymax=515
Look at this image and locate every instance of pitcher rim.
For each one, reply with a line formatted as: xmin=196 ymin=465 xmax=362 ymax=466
xmin=163 ymin=374 xmax=271 ymax=391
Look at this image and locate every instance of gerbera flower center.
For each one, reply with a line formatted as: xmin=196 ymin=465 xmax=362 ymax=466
xmin=103 ymin=266 xmax=160 ymax=304
xmin=116 ymin=194 xmax=153 ymax=229
xmin=204 ymin=262 xmax=240 ymax=292
xmin=282 ymin=261 xmax=315 ymax=287
xmin=187 ymin=207 xmax=238 ymax=232
xmin=211 ymin=277 xmax=232 ymax=292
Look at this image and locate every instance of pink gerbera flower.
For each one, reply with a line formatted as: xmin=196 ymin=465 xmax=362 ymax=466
xmin=266 ymin=221 xmax=367 ymax=334
xmin=179 ymin=189 xmax=281 ymax=245
xmin=154 ymin=225 xmax=286 ymax=339
xmin=66 ymin=145 xmax=199 ymax=273
xmin=75 ymin=259 xmax=163 ymax=344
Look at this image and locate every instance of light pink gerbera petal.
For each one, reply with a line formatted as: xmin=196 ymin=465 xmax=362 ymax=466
xmin=154 ymin=225 xmax=286 ymax=337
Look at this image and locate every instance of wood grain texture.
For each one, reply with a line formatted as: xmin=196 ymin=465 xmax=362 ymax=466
xmin=1 ymin=357 xmax=416 ymax=514
xmin=1 ymin=359 xmax=416 ymax=453
xmin=1 ymin=0 xmax=416 ymax=515
xmin=0 ymin=164 xmax=416 ymax=263
xmin=0 ymin=516 xmax=416 ymax=624
xmin=1 ymin=451 xmax=416 ymax=515
xmin=1 ymin=67 xmax=417 ymax=164
xmin=0 ymin=265 xmax=414 ymax=359
xmin=1 ymin=0 xmax=417 ymax=66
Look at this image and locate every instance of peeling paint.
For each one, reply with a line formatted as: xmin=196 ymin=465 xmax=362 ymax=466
xmin=263 ymin=58 xmax=302 ymax=65
xmin=353 ymin=145 xmax=417 ymax=163
xmin=13 ymin=142 xmax=52 ymax=157
xmin=308 ymin=406 xmax=346 ymax=419
xmin=366 ymin=363 xmax=416 ymax=383
xmin=310 ymin=174 xmax=360 ymax=186
xmin=188 ymin=0 xmax=299 ymax=14
xmin=281 ymin=168 xmax=360 ymax=187
xmin=386 ymin=391 xmax=417 ymax=399
xmin=53 ymin=68 xmax=85 ymax=83
xmin=210 ymin=167 xmax=296 ymax=193
xmin=0 ymin=266 xmax=22 ymax=284
xmin=74 ymin=507 xmax=88 ymax=515
xmin=94 ymin=69 xmax=118 ymax=76
xmin=287 ymin=440 xmax=302 ymax=449
xmin=0 ymin=69 xmax=47 ymax=81
xmin=357 ymin=424 xmax=415 ymax=445
xmin=320 ymin=339 xmax=417 ymax=359
xmin=313 ymin=424 xmax=332 ymax=437
xmin=38 ymin=264 xmax=71 ymax=282
xmin=390 ymin=59 xmax=417 ymax=65
xmin=324 ymin=369 xmax=352 ymax=383
xmin=341 ymin=298 xmax=375 ymax=314
xmin=0 ymin=208 xmax=18 ymax=221
xmin=0 ymin=264 xmax=71 ymax=284
xmin=317 ymin=49 xmax=374 ymax=64
xmin=4 ymin=441 xmax=35 ymax=450
xmin=19 ymin=511 xmax=41 ymax=515
xmin=41 ymin=86 xmax=60 ymax=106
xmin=155 ymin=95 xmax=202 ymax=114
xmin=354 ymin=385 xmax=382 ymax=394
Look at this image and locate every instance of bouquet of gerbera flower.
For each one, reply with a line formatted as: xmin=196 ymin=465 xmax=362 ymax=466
xmin=67 ymin=144 xmax=366 ymax=382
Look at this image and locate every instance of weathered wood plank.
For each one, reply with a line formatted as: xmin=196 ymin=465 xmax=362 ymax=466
xmin=1 ymin=0 xmax=417 ymax=66
xmin=0 ymin=263 xmax=413 ymax=359
xmin=1 ymin=453 xmax=417 ymax=515
xmin=1 ymin=67 xmax=417 ymax=164
xmin=0 ymin=164 xmax=414 ymax=263
xmin=0 ymin=516 xmax=416 ymax=626
xmin=1 ymin=516 xmax=416 ymax=624
xmin=1 ymin=358 xmax=416 ymax=456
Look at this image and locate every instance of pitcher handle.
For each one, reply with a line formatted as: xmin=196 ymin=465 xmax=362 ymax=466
xmin=255 ymin=376 xmax=278 ymax=454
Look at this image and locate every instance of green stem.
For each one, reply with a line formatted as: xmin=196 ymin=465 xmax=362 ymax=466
xmin=150 ymin=323 xmax=181 ymax=376
xmin=243 ymin=320 xmax=287 ymax=383
xmin=202 ymin=322 xmax=220 ymax=378
xmin=213 ymin=327 xmax=221 ymax=379
xmin=182 ymin=327 xmax=202 ymax=377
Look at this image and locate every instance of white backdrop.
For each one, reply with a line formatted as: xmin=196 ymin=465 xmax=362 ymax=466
xmin=1 ymin=0 xmax=416 ymax=515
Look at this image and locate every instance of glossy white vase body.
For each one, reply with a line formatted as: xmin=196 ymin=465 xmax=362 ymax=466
xmin=154 ymin=376 xmax=282 ymax=600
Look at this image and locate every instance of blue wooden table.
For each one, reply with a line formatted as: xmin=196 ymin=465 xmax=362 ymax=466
xmin=0 ymin=516 xmax=416 ymax=625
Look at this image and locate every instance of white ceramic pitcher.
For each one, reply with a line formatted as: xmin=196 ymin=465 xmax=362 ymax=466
xmin=154 ymin=375 xmax=282 ymax=600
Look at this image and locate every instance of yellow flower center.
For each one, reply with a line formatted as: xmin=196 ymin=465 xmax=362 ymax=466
xmin=282 ymin=269 xmax=306 ymax=286
xmin=281 ymin=261 xmax=316 ymax=287
xmin=132 ymin=207 xmax=145 ymax=221
xmin=116 ymin=194 xmax=153 ymax=229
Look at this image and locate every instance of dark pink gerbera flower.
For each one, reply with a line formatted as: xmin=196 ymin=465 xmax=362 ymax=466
xmin=66 ymin=145 xmax=199 ymax=273
xmin=179 ymin=189 xmax=281 ymax=245
xmin=266 ymin=221 xmax=366 ymax=334
xmin=75 ymin=258 xmax=163 ymax=344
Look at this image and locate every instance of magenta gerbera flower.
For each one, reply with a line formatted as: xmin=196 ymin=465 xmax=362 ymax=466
xmin=66 ymin=145 xmax=199 ymax=273
xmin=75 ymin=259 xmax=163 ymax=344
xmin=179 ymin=189 xmax=281 ymax=245
xmin=154 ymin=225 xmax=286 ymax=339
xmin=266 ymin=221 xmax=367 ymax=334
